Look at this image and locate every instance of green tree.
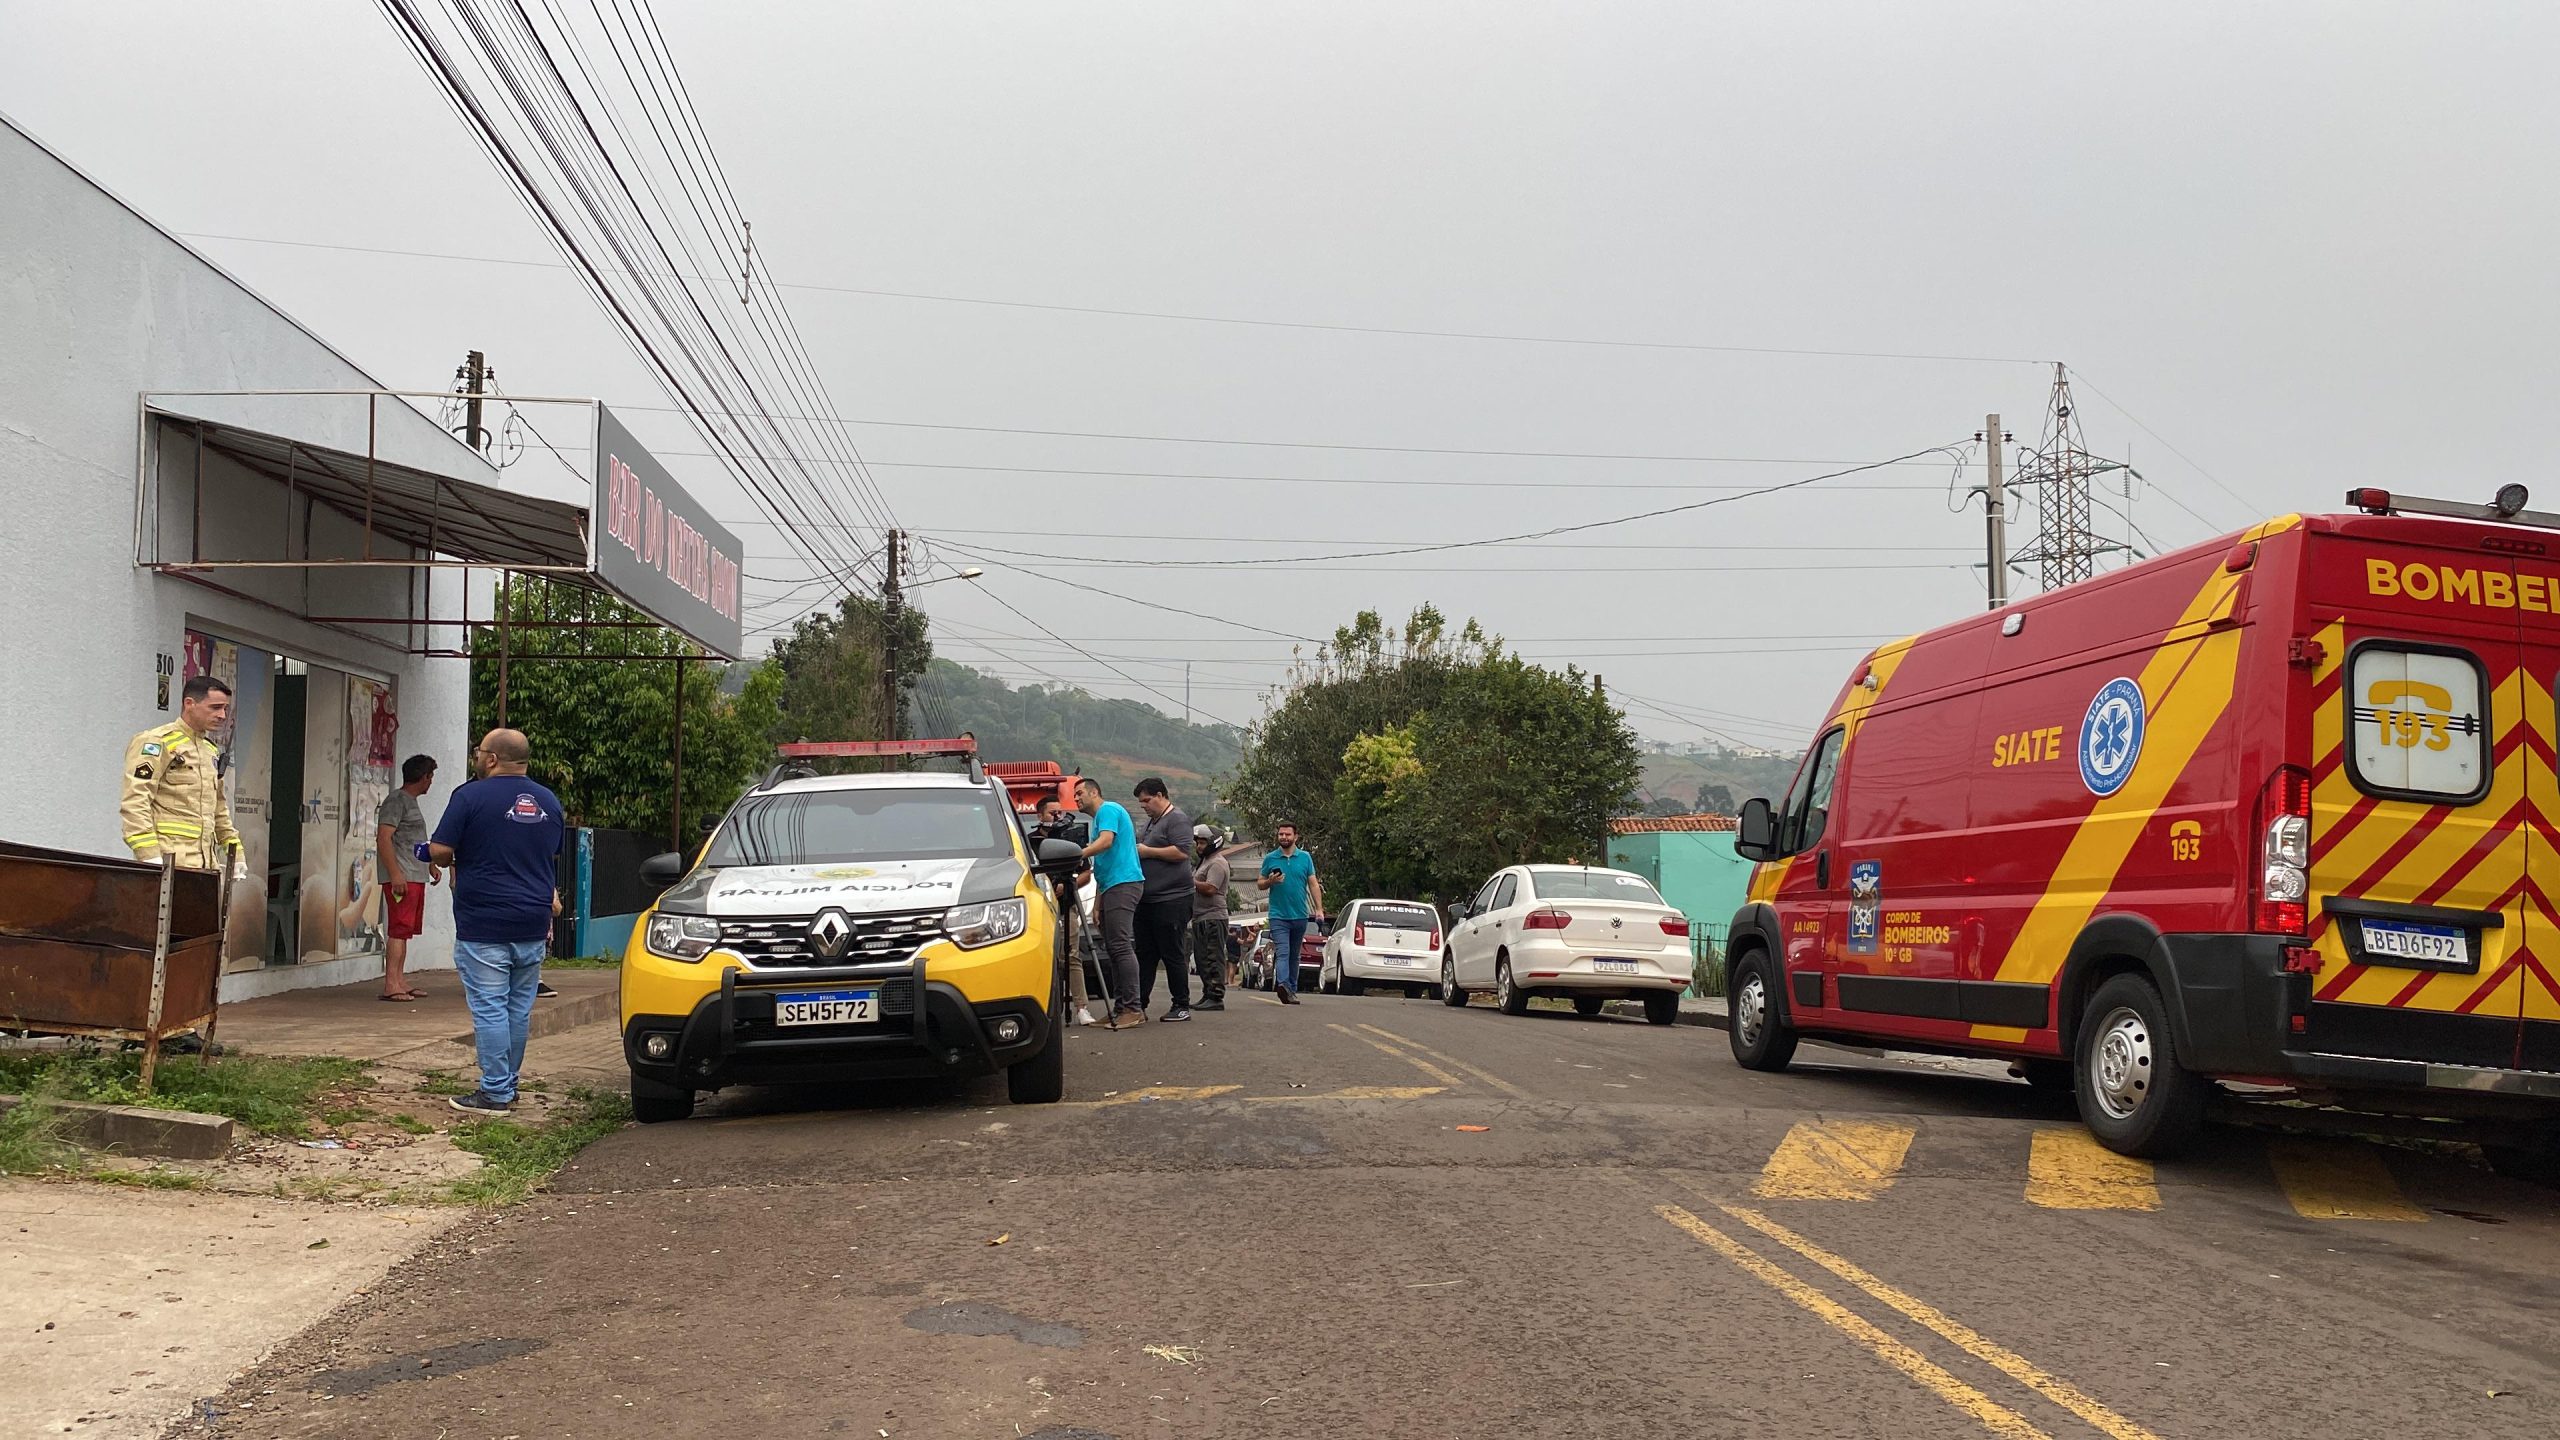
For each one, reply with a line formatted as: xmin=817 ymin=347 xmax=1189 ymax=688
xmin=1695 ymin=782 xmax=1736 ymax=814
xmin=470 ymin=578 xmax=782 ymax=836
xmin=766 ymin=592 xmax=931 ymax=744
xmin=1226 ymin=606 xmax=1641 ymax=905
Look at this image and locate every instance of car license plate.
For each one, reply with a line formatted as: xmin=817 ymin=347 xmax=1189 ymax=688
xmin=2358 ymin=920 xmax=2467 ymax=967
xmin=1375 ymin=954 xmax=1419 ymax=966
xmin=775 ymin=989 xmax=880 ymax=1026
xmin=1593 ymin=959 xmax=1640 ymax=975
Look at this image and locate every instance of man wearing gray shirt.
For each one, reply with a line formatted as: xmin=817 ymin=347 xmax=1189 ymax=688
xmin=374 ymin=754 xmax=442 ymax=1001
xmin=1188 ymin=825 xmax=1231 ymax=1010
xmin=1131 ymin=777 xmax=1196 ymax=1021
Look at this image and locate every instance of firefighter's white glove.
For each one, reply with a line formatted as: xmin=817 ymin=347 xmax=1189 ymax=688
xmin=231 ymin=855 xmax=250 ymax=883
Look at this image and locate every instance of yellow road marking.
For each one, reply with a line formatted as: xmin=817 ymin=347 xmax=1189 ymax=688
xmin=1714 ymin=1202 xmax=2161 ymax=1440
xmin=1755 ymin=1120 xmax=1915 ymax=1200
xmin=2024 ymin=1130 xmax=2161 ymax=1212
xmin=1655 ymin=1205 xmax=2052 ymax=1440
xmin=1247 ymin=1085 xmax=1447 ymax=1102
xmin=2269 ymin=1140 xmax=2426 ymax=1222
xmin=1353 ymin=1023 xmax=1534 ymax=1098
xmin=1327 ymin=1024 xmax=1465 ymax=1087
xmin=1082 ymin=1085 xmax=1242 ymax=1108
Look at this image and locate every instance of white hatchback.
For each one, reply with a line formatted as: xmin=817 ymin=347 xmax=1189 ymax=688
xmin=1318 ymin=899 xmax=1446 ymax=998
xmin=1440 ymin=865 xmax=1692 ymax=1024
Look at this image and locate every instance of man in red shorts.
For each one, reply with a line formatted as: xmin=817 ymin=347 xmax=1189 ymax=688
xmin=374 ymin=754 xmax=443 ymax=1000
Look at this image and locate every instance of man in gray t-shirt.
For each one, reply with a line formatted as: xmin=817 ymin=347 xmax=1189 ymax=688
xmin=373 ymin=754 xmax=442 ymax=1000
xmin=1188 ymin=826 xmax=1231 ymax=1009
xmin=1131 ymin=778 xmax=1196 ymax=1018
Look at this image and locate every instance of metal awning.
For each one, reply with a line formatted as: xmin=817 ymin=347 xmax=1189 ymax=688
xmin=147 ymin=405 xmax=594 ymax=580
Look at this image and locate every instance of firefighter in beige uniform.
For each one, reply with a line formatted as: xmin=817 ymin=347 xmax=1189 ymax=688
xmin=121 ymin=674 xmax=243 ymax=874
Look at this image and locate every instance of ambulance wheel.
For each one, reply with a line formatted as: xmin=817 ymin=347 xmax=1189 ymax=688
xmin=1727 ymin=953 xmax=1797 ymax=1071
xmin=1496 ymin=956 xmax=1531 ymax=1016
xmin=1573 ymin=996 xmax=1606 ymax=1018
xmin=1440 ymin=955 xmax=1468 ymax=1007
xmin=629 ymin=1073 xmax=695 ymax=1124
xmin=1007 ymin=994 xmax=1067 ymax=1106
xmin=2075 ymin=974 xmax=2208 ymax=1157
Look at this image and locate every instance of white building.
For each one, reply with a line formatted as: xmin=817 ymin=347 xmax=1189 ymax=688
xmin=0 ymin=113 xmax=596 ymax=999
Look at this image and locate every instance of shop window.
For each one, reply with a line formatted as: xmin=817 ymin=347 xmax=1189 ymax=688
xmin=2348 ymin=643 xmax=2489 ymax=804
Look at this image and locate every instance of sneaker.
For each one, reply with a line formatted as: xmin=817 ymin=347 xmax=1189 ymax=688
xmin=1110 ymin=1009 xmax=1148 ymax=1029
xmin=1196 ymin=1000 xmax=1225 ymax=1012
xmin=449 ymin=1091 xmax=513 ymax=1115
xmin=535 ymin=982 xmax=560 ymax=998
xmin=1070 ymin=1008 xmax=1098 ymax=1027
xmin=1163 ymin=1008 xmax=1193 ymax=1023
xmin=1277 ymin=986 xmax=1299 ymax=1005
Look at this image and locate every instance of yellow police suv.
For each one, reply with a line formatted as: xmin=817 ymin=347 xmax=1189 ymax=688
xmin=621 ymin=740 xmax=1083 ymax=1122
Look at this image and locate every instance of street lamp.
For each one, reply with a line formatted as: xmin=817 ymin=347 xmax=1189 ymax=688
xmin=904 ymin=566 xmax=984 ymax=590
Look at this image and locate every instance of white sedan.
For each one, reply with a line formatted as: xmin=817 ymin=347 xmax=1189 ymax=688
xmin=1440 ymin=865 xmax=1691 ymax=1024
xmin=1318 ymin=899 xmax=1445 ymax=998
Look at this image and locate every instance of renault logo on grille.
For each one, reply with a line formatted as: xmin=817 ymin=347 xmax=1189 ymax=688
xmin=808 ymin=908 xmax=854 ymax=959
xmin=1610 ymin=916 xmax=1624 ymax=929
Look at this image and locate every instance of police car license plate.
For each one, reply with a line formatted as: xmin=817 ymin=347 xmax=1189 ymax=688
xmin=2358 ymin=921 xmax=2466 ymax=967
xmin=775 ymin=989 xmax=879 ymax=1026
xmin=1593 ymin=959 xmax=1641 ymax=974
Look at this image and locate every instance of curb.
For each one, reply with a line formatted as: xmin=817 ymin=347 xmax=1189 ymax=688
xmin=0 ymin=1095 xmax=234 ymax=1159
xmin=1602 ymin=1000 xmax=1730 ymax=1031
xmin=450 ymin=987 xmax=618 ymax=1049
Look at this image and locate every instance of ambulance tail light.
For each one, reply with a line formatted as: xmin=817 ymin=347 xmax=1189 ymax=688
xmin=2256 ymin=766 xmax=2313 ymax=936
xmin=1523 ymin=909 xmax=1573 ymax=931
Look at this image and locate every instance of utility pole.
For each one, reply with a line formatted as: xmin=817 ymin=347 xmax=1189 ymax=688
xmin=879 ymin=528 xmax=905 ymax=741
xmin=2008 ymin=364 xmax=2129 ymax=591
xmin=457 ymin=350 xmax=490 ymax=452
xmin=1185 ymin=662 xmax=1192 ymax=726
xmin=1981 ymin=414 xmax=2008 ymax=610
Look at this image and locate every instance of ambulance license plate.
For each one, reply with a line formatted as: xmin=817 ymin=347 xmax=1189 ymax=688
xmin=775 ymin=989 xmax=879 ymax=1026
xmin=2358 ymin=921 xmax=2466 ymax=967
xmin=1593 ymin=959 xmax=1641 ymax=974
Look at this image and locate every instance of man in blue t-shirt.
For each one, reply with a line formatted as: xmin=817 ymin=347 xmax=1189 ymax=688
xmin=1076 ymin=777 xmax=1147 ymax=1027
xmin=1257 ymin=822 xmax=1322 ymax=1004
xmin=429 ymin=728 xmax=565 ymax=1113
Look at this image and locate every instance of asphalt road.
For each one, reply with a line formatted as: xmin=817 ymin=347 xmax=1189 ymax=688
xmin=186 ymin=991 xmax=2560 ymax=1440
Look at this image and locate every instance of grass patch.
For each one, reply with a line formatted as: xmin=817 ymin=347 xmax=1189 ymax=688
xmin=544 ymin=954 xmax=621 ymax=970
xmin=446 ymin=1087 xmax=630 ymax=1206
xmin=88 ymin=1167 xmax=204 ymax=1190
xmin=0 ymin=1049 xmax=365 ymax=1139
xmin=385 ymin=1112 xmax=434 ymax=1136
xmin=415 ymin=1068 xmax=471 ymax=1097
xmin=0 ymin=1095 xmax=74 ymax=1175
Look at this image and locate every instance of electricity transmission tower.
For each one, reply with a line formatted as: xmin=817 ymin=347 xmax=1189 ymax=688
xmin=2008 ymin=363 xmax=2136 ymax=590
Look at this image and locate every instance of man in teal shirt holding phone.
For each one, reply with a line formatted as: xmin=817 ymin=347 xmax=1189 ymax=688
xmin=1257 ymin=821 xmax=1321 ymax=1004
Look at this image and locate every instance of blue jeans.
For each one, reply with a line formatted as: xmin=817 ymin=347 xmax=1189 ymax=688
xmin=454 ymin=937 xmax=546 ymax=1103
xmin=1270 ymin=917 xmax=1310 ymax=992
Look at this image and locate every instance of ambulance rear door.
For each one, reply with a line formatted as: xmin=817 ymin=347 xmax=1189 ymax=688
xmin=2512 ymin=556 xmax=2560 ymax=1073
xmin=2304 ymin=532 xmax=2528 ymax=1072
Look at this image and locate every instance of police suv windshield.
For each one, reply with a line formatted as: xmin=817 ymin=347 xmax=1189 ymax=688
xmin=706 ymin=787 xmax=1016 ymax=867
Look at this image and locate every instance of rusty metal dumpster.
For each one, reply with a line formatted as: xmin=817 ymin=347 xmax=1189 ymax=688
xmin=0 ymin=841 xmax=227 ymax=1091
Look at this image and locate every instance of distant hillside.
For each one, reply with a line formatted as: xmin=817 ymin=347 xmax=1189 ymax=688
xmin=1634 ymin=749 xmax=1805 ymax=813
xmin=918 ymin=659 xmax=1243 ymax=820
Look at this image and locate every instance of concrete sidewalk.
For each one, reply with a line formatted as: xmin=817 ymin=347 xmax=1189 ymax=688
xmin=213 ymin=967 xmax=619 ymax=1063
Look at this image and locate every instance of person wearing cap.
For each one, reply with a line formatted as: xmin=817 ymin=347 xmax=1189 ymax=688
xmin=1187 ymin=824 xmax=1230 ymax=1011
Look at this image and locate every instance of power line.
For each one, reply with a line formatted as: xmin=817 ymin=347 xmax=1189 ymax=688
xmin=932 ymin=444 xmax=1968 ymax=569
xmin=173 ymin=229 xmax=2047 ymax=365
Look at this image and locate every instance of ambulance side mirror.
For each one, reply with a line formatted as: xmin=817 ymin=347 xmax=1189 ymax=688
xmin=1734 ymin=798 xmax=1778 ymax=862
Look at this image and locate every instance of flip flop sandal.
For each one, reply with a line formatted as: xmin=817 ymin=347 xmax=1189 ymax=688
xmin=379 ymin=992 xmax=419 ymax=1002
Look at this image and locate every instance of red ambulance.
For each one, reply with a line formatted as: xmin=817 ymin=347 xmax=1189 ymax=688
xmin=1724 ymin=488 xmax=2560 ymax=1166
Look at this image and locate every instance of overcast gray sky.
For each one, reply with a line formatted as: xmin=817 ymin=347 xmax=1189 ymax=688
xmin=8 ymin=1 xmax=2556 ymax=750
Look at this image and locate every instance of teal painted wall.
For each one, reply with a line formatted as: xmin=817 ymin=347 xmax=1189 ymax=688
xmin=1605 ymin=831 xmax=1753 ymax=937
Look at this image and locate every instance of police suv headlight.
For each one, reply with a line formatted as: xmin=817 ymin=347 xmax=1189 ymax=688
xmin=645 ymin=913 xmax=721 ymax=962
xmin=943 ymin=898 xmax=1028 ymax=950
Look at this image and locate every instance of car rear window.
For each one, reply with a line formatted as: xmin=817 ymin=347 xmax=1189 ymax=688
xmin=707 ymin=787 xmax=1015 ymax=866
xmin=2348 ymin=643 xmax=2490 ymax=803
xmin=1528 ymin=869 xmax=1664 ymax=903
xmin=1361 ymin=903 xmax=1437 ymax=930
